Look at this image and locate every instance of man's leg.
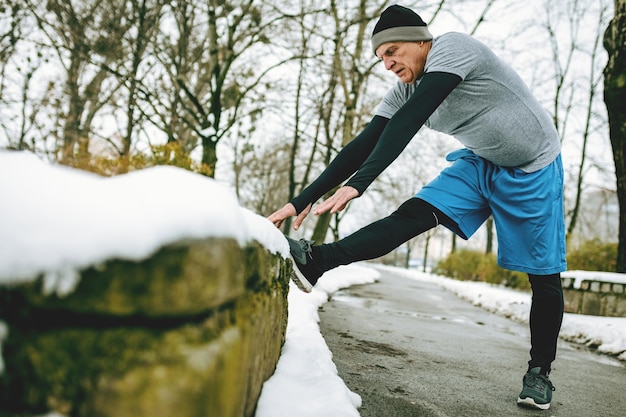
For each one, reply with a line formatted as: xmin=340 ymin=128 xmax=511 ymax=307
xmin=290 ymin=197 xmax=450 ymax=284
xmin=517 ymin=273 xmax=563 ymax=410
xmin=313 ymin=197 xmax=449 ymax=271
xmin=527 ymin=273 xmax=564 ymax=373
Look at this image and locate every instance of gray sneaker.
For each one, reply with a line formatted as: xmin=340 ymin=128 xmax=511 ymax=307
xmin=285 ymin=236 xmax=322 ymax=293
xmin=517 ymin=367 xmax=555 ymax=410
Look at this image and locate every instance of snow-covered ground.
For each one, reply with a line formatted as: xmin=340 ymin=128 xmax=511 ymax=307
xmin=1 ymin=151 xmax=624 ymax=417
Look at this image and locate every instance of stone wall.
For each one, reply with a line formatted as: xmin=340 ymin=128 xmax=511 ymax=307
xmin=0 ymin=237 xmax=290 ymax=417
xmin=562 ymin=275 xmax=626 ymax=317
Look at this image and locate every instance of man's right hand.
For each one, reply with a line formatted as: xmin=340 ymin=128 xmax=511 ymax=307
xmin=267 ymin=203 xmax=312 ymax=230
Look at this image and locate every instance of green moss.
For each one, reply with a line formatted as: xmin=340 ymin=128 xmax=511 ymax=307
xmin=0 ymin=238 xmax=290 ymax=417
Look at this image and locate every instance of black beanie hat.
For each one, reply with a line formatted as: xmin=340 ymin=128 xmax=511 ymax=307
xmin=371 ymin=5 xmax=433 ymax=55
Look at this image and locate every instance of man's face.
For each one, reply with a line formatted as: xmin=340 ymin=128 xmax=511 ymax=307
xmin=375 ymin=41 xmax=431 ymax=84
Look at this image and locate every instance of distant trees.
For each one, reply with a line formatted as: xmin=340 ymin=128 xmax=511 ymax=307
xmin=0 ymin=0 xmax=623 ymax=268
xmin=538 ymin=0 xmax=613 ymax=240
xmin=305 ymin=0 xmax=389 ymax=244
xmin=151 ymin=0 xmax=286 ymax=175
xmin=1 ymin=0 xmax=287 ymax=176
xmin=25 ymin=0 xmax=135 ymax=165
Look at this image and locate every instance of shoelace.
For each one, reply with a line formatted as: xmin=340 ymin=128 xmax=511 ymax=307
xmin=526 ymin=373 xmax=556 ymax=393
xmin=298 ymin=238 xmax=315 ymax=259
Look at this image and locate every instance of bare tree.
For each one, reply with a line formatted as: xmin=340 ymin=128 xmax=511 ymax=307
xmin=543 ymin=0 xmax=577 ymax=141
xmin=603 ymin=0 xmax=626 ymax=272
xmin=112 ymin=0 xmax=167 ymax=173
xmin=567 ymin=0 xmax=612 ymax=239
xmin=0 ymin=0 xmax=56 ymax=153
xmin=24 ymin=0 xmax=133 ymax=166
xmin=1 ymin=55 xmax=55 ymax=152
xmin=146 ymin=0 xmax=287 ymax=176
xmin=539 ymin=0 xmax=612 ymax=241
xmin=0 ymin=0 xmax=25 ymax=99
xmin=306 ymin=0 xmax=391 ymax=243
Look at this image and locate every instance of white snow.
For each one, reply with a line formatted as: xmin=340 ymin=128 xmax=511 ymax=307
xmin=0 ymin=150 xmax=624 ymax=417
xmin=562 ymin=270 xmax=626 ymax=289
xmin=0 ymin=151 xmax=288 ymax=292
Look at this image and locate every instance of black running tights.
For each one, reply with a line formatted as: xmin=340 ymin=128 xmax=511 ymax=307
xmin=528 ymin=273 xmax=564 ymax=373
xmin=314 ymin=197 xmax=449 ymax=270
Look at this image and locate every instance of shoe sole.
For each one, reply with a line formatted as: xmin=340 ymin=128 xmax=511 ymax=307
xmin=517 ymin=396 xmax=550 ymax=410
xmin=289 ymin=258 xmax=313 ymax=293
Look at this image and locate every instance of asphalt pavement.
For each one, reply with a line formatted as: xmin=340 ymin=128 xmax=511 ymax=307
xmin=318 ymin=268 xmax=626 ymax=417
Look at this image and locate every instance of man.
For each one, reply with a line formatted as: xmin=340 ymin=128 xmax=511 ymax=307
xmin=268 ymin=5 xmax=565 ymax=411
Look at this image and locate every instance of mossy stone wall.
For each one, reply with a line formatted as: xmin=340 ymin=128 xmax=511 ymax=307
xmin=0 ymin=238 xmax=290 ymax=417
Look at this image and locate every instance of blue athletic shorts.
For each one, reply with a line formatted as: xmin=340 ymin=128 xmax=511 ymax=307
xmin=417 ymin=148 xmax=567 ymax=275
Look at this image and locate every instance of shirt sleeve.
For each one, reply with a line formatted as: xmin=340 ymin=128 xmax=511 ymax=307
xmin=425 ymin=32 xmax=480 ymax=79
xmin=290 ymin=115 xmax=389 ymax=214
xmin=375 ymin=81 xmax=409 ymax=119
xmin=344 ymin=71 xmax=462 ymax=194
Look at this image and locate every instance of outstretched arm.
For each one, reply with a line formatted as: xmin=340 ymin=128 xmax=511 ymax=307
xmin=313 ymin=71 xmax=461 ymax=217
xmin=290 ymin=115 xmax=389 ymax=213
xmin=345 ymin=71 xmax=461 ymax=194
xmin=269 ymin=71 xmax=461 ymax=227
xmin=268 ymin=115 xmax=388 ymax=230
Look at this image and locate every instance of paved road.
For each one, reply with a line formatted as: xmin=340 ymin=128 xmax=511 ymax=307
xmin=318 ymin=268 xmax=626 ymax=417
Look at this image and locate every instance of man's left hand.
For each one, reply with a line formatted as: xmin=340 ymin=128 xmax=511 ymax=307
xmin=313 ymin=186 xmax=359 ymax=215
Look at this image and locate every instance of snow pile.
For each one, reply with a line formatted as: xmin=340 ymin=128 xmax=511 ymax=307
xmin=0 ymin=151 xmax=289 ymax=294
xmin=562 ymin=270 xmax=626 ymax=289
xmin=256 ymin=265 xmax=379 ymax=417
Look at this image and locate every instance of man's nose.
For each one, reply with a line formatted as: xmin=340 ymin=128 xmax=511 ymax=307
xmin=383 ymin=57 xmax=394 ymax=71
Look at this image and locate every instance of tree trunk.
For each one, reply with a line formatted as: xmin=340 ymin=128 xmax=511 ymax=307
xmin=485 ymin=216 xmax=493 ymax=254
xmin=404 ymin=240 xmax=412 ymax=268
xmin=310 ymin=0 xmax=379 ymax=244
xmin=422 ymin=233 xmax=431 ymax=273
xmin=565 ymin=1 xmax=608 ymax=240
xmin=603 ymin=0 xmax=626 ymax=272
xmin=202 ymin=137 xmax=218 ymax=177
xmin=311 ymin=210 xmax=333 ymax=244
